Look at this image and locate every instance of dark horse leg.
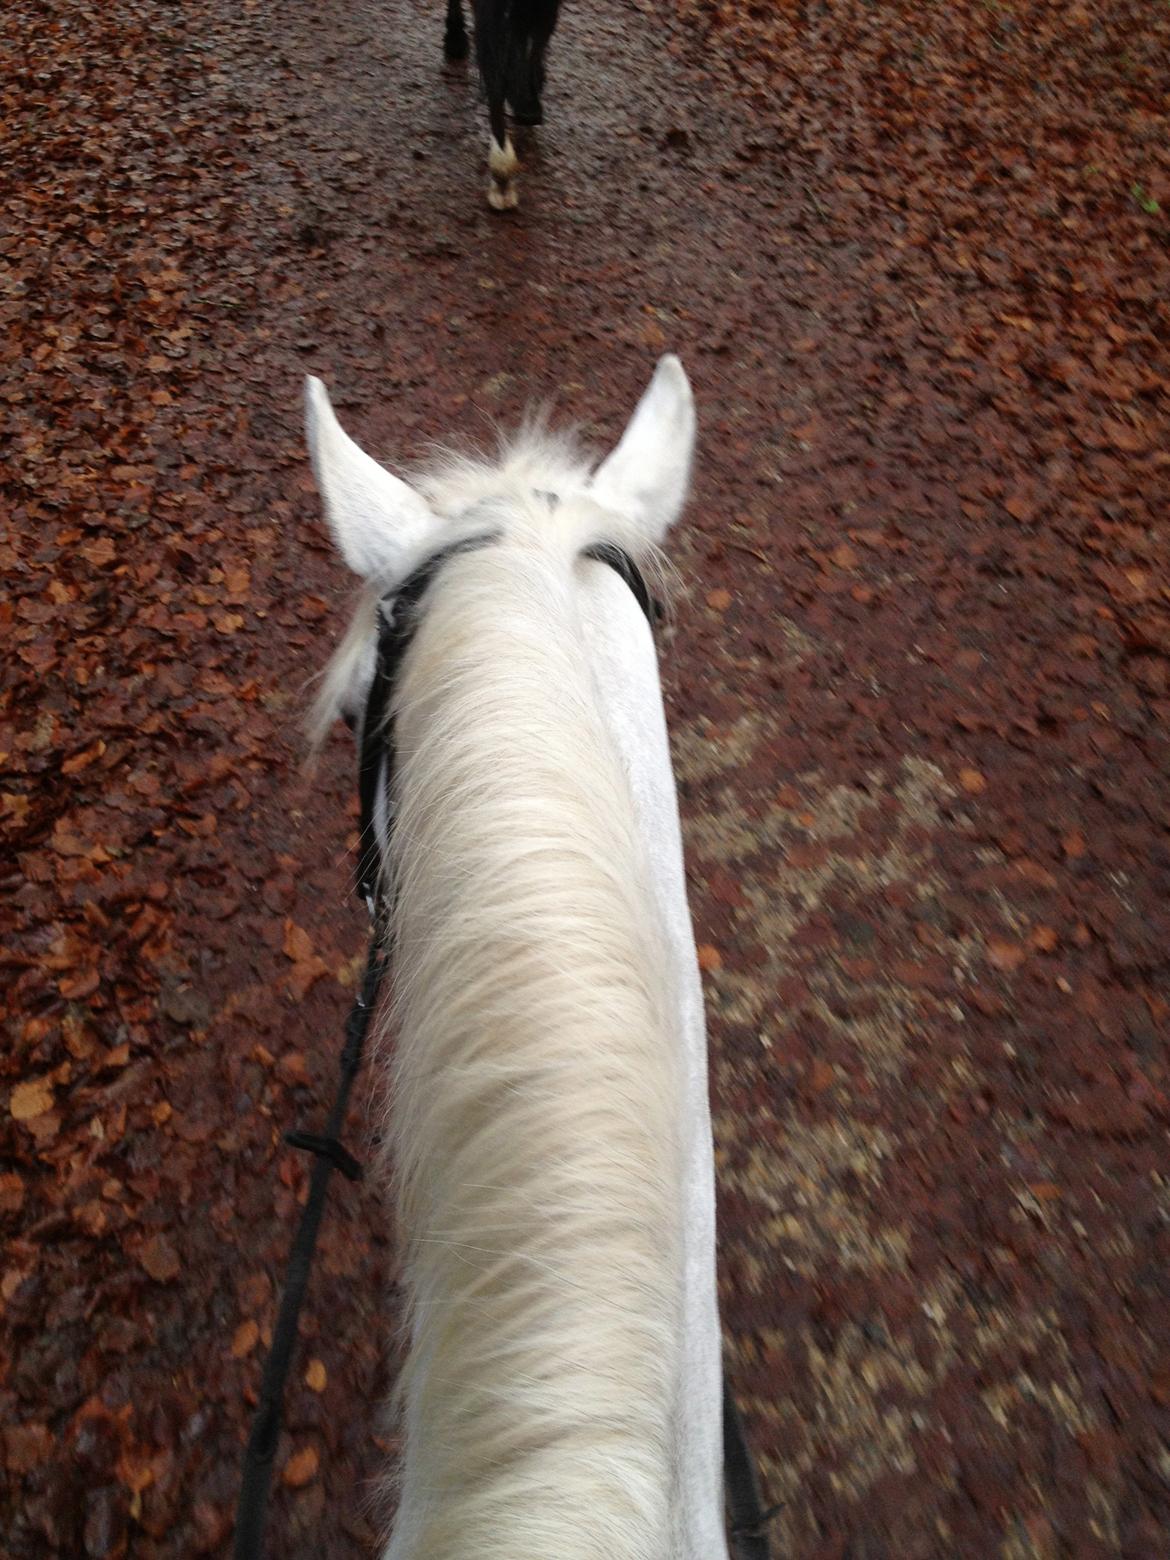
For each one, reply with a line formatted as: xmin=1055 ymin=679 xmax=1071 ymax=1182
xmin=474 ymin=0 xmax=520 ymax=209
xmin=444 ymin=0 xmax=469 ymax=61
xmin=506 ymin=0 xmax=561 ymax=127
xmin=465 ymin=0 xmax=562 ymax=208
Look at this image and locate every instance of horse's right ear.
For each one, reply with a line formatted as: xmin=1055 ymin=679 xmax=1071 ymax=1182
xmin=305 ymin=376 xmax=437 ymax=582
xmin=590 ymin=355 xmax=696 ymax=546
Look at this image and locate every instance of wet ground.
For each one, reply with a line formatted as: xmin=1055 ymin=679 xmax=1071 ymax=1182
xmin=3 ymin=0 xmax=1169 ymax=1553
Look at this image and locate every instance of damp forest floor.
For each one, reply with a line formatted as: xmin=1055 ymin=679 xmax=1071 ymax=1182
xmin=3 ymin=0 xmax=1169 ymax=1554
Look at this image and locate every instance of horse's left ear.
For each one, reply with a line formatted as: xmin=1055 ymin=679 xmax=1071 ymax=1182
xmin=305 ymin=376 xmax=439 ymax=582
xmin=590 ymin=355 xmax=696 ymax=544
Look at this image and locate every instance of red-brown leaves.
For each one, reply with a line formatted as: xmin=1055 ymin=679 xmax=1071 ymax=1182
xmin=0 ymin=1174 xmax=26 ymax=1215
xmin=230 ymin=1319 xmax=260 ymax=1359
xmin=986 ymin=937 xmax=1027 ymax=974
xmin=138 ymin=1236 xmax=181 ymax=1283
xmin=3 ymin=0 xmax=1167 ymax=1551
xmin=281 ymin=1445 xmax=320 ymax=1489
xmin=9 ymin=1077 xmax=56 ymax=1122
xmin=282 ymin=920 xmax=331 ymax=999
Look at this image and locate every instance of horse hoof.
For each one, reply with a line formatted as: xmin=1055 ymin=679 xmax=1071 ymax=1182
xmin=488 ymin=180 xmax=519 ymax=211
xmin=510 ymin=102 xmax=543 ymax=127
xmin=488 ymin=137 xmax=519 ymax=210
xmin=444 ymin=31 xmax=469 ymax=61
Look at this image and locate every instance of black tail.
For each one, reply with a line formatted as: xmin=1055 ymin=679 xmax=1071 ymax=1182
xmin=444 ymin=0 xmax=470 ymax=61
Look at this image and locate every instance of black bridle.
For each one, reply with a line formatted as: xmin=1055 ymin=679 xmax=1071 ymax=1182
xmin=234 ymin=534 xmax=774 ymax=1558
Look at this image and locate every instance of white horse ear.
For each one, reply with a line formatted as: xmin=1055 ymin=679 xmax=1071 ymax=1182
xmin=305 ymin=376 xmax=437 ymax=582
xmin=591 ymin=355 xmax=696 ymax=544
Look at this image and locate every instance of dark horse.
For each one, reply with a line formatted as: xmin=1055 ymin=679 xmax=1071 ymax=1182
xmin=444 ymin=0 xmax=563 ymax=209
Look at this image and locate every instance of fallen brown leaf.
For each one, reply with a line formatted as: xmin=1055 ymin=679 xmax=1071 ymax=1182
xmin=282 ymin=1444 xmax=320 ymax=1488
xmin=809 ymin=1060 xmax=835 ymax=1092
xmin=283 ymin=920 xmax=314 ymax=963
xmin=987 ymin=938 xmax=1026 ymax=973
xmin=231 ymin=1319 xmax=260 ymax=1358
xmin=140 ymin=1235 xmax=181 ymax=1283
xmin=10 ymin=1076 xmax=55 ymax=1122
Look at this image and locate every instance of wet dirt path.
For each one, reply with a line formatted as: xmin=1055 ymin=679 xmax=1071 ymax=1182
xmin=4 ymin=0 xmax=1168 ymax=1553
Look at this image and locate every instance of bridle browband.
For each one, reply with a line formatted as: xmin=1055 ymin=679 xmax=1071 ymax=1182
xmin=234 ymin=532 xmax=774 ymax=1558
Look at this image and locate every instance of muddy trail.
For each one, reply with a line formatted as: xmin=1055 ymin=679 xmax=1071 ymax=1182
xmin=4 ymin=0 xmax=1169 ymax=1554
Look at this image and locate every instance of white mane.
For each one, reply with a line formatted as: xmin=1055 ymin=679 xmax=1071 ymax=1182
xmin=337 ymin=448 xmax=683 ymax=1558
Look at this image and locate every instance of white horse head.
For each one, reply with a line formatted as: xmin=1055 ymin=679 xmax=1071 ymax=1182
xmin=307 ymin=352 xmax=693 ymax=591
xmin=309 ymin=358 xmax=728 ymax=1560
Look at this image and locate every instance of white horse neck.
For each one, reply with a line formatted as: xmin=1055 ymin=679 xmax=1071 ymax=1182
xmin=383 ymin=503 xmax=683 ymax=1560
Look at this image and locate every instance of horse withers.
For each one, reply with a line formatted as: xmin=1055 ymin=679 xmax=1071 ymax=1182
xmin=444 ymin=0 xmax=563 ymax=209
xmin=307 ymin=357 xmax=730 ymax=1558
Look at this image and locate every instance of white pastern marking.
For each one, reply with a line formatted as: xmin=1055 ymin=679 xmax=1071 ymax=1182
xmin=487 ymin=135 xmax=520 ymax=211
